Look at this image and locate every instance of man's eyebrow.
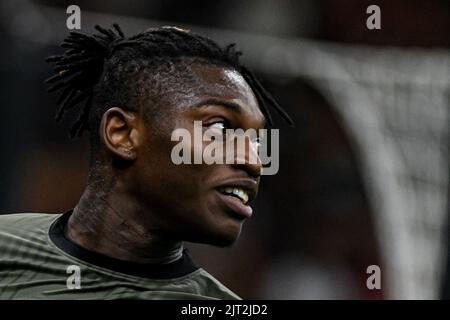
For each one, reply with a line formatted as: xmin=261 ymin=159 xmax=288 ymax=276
xmin=193 ymin=98 xmax=243 ymax=114
xmin=193 ymin=97 xmax=267 ymax=128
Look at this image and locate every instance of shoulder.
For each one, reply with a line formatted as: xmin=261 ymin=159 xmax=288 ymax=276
xmin=191 ymin=268 xmax=241 ymax=300
xmin=0 ymin=212 xmax=59 ymax=232
xmin=0 ymin=212 xmax=60 ymax=247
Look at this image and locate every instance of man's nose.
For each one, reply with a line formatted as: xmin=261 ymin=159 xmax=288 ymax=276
xmin=231 ymin=137 xmax=262 ymax=179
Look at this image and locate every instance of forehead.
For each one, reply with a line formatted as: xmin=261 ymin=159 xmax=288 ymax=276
xmin=182 ymin=63 xmax=264 ymax=122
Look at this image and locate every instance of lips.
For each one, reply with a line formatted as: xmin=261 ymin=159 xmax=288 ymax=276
xmin=217 ymin=187 xmax=249 ymax=204
xmin=215 ymin=179 xmax=258 ymax=219
xmin=216 ymin=191 xmax=253 ymax=219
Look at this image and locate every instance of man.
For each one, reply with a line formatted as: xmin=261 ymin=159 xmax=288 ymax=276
xmin=0 ymin=24 xmax=292 ymax=299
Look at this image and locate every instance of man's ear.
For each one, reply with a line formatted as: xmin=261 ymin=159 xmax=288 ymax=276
xmin=99 ymin=107 xmax=140 ymax=161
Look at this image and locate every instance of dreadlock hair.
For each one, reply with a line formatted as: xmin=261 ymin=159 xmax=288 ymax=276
xmin=45 ymin=24 xmax=294 ymax=145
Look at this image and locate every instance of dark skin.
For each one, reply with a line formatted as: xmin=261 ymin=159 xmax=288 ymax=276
xmin=65 ymin=63 xmax=265 ymax=264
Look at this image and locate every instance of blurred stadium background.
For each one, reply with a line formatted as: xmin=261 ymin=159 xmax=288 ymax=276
xmin=0 ymin=0 xmax=449 ymax=299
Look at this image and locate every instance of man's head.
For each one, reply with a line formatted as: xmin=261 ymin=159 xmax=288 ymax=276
xmin=46 ymin=24 xmax=293 ymax=246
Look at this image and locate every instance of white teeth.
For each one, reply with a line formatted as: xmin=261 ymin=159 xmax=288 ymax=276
xmin=219 ymin=187 xmax=249 ymax=204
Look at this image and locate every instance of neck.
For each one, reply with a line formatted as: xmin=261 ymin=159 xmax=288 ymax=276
xmin=65 ymin=182 xmax=183 ymax=264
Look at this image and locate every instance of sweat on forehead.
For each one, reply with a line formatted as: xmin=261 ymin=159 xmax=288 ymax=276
xmin=185 ymin=64 xmax=259 ymax=109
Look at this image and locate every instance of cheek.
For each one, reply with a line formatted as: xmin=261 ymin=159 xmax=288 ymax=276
xmin=136 ymin=142 xmax=208 ymax=206
xmin=134 ymin=115 xmax=219 ymax=210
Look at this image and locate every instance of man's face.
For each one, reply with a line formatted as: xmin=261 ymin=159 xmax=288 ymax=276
xmin=130 ymin=63 xmax=265 ymax=246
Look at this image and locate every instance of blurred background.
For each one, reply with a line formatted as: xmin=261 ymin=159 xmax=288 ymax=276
xmin=0 ymin=0 xmax=449 ymax=299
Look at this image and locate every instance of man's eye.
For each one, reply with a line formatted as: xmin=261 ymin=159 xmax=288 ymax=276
xmin=208 ymin=121 xmax=231 ymax=135
xmin=209 ymin=122 xmax=227 ymax=132
xmin=204 ymin=121 xmax=230 ymax=141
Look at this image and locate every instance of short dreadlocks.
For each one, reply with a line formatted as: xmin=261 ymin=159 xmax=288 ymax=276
xmin=45 ymin=24 xmax=293 ymax=141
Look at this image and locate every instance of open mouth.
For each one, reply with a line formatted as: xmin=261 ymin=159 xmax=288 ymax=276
xmin=217 ymin=187 xmax=249 ymax=205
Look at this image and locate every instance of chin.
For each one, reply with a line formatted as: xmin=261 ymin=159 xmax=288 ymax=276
xmin=209 ymin=235 xmax=239 ymax=247
xmin=188 ymin=221 xmax=243 ymax=247
xmin=183 ymin=203 xmax=246 ymax=246
xmin=205 ymin=222 xmax=244 ymax=247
